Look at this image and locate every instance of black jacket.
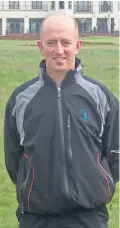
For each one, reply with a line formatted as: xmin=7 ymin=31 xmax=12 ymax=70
xmin=4 ymin=58 xmax=119 ymax=216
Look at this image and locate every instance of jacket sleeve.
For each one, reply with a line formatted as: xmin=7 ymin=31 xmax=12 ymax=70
xmin=4 ymin=94 xmax=24 ymax=185
xmin=102 ymin=92 xmax=119 ymax=183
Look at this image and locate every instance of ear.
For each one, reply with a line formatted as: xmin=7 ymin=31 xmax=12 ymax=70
xmin=37 ymin=40 xmax=44 ymax=54
xmin=75 ymin=39 xmax=82 ymax=55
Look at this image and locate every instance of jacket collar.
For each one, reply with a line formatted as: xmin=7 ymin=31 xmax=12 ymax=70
xmin=39 ymin=58 xmax=83 ymax=88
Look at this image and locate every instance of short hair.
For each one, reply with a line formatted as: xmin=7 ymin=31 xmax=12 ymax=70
xmin=40 ymin=12 xmax=79 ymax=38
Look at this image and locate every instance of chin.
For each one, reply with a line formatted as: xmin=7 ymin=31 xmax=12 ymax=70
xmin=54 ymin=65 xmax=68 ymax=71
xmin=55 ymin=68 xmax=67 ymax=72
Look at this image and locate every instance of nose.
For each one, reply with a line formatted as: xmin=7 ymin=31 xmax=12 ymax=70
xmin=55 ymin=42 xmax=64 ymax=55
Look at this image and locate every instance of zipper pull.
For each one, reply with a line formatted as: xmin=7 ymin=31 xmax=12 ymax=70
xmin=57 ymin=87 xmax=61 ymax=98
xmin=67 ymin=114 xmax=71 ymax=128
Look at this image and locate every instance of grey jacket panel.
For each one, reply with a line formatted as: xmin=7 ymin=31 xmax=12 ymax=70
xmin=75 ymin=73 xmax=110 ymax=138
xmin=12 ymin=77 xmax=44 ymax=145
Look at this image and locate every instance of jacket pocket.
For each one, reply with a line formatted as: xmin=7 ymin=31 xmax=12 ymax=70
xmin=97 ymin=152 xmax=115 ymax=201
xmin=17 ymin=153 xmax=35 ymax=213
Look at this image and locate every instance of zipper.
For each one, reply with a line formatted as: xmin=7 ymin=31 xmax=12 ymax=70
xmin=67 ymin=113 xmax=72 ymax=161
xmin=98 ymin=153 xmax=115 ymax=187
xmin=98 ymin=153 xmax=115 ymax=201
xmin=20 ymin=167 xmax=30 ymax=214
xmin=57 ymin=86 xmax=70 ymax=197
xmin=100 ymin=164 xmax=115 ymax=187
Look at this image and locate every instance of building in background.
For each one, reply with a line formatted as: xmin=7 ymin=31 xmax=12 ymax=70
xmin=0 ymin=1 xmax=119 ymax=36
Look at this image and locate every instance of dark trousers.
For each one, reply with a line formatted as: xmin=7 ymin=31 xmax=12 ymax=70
xmin=19 ymin=206 xmax=109 ymax=228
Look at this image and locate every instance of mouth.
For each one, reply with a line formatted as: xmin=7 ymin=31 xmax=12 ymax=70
xmin=53 ymin=57 xmax=66 ymax=61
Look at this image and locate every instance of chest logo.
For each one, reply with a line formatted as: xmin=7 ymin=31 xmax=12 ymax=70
xmin=80 ymin=108 xmax=89 ymax=121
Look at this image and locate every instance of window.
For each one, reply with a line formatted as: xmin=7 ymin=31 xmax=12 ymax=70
xmin=59 ymin=1 xmax=64 ymax=9
xmin=2 ymin=1 xmax=4 ymax=9
xmin=7 ymin=19 xmax=24 ymax=33
xmin=9 ymin=1 xmax=19 ymax=9
xmin=97 ymin=18 xmax=108 ymax=33
xmin=75 ymin=1 xmax=92 ymax=13
xmin=118 ymin=1 xmax=120 ymax=11
xmin=99 ymin=1 xmax=113 ymax=13
xmin=50 ymin=1 xmax=55 ymax=10
xmin=25 ymin=1 xmax=27 ymax=9
xmin=30 ymin=19 xmax=44 ymax=34
xmin=32 ymin=1 xmax=42 ymax=9
xmin=68 ymin=1 xmax=72 ymax=9
xmin=77 ymin=18 xmax=92 ymax=33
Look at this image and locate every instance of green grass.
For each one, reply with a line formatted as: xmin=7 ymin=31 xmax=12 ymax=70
xmin=82 ymin=36 xmax=119 ymax=44
xmin=0 ymin=37 xmax=119 ymax=228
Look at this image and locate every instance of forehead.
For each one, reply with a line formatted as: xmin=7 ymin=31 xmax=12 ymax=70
xmin=42 ymin=17 xmax=77 ymax=39
xmin=45 ymin=28 xmax=75 ymax=40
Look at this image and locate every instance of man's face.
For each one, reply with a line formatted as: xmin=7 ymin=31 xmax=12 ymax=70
xmin=39 ymin=17 xmax=81 ymax=73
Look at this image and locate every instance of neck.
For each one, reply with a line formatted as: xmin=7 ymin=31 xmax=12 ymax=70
xmin=46 ymin=70 xmax=68 ymax=86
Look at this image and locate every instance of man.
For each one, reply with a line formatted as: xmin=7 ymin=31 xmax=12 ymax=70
xmin=4 ymin=13 xmax=119 ymax=228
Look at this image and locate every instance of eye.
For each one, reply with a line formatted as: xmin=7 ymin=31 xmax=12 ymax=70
xmin=46 ymin=41 xmax=55 ymax=46
xmin=62 ymin=40 xmax=71 ymax=46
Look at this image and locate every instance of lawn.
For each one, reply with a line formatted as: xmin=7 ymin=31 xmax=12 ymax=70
xmin=0 ymin=37 xmax=119 ymax=228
